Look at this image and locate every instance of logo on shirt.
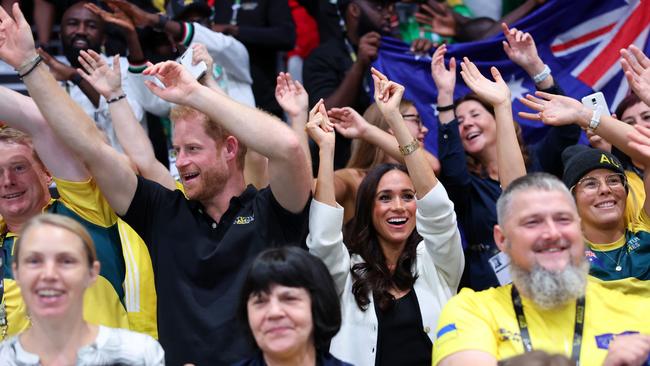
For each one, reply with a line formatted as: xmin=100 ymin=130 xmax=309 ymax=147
xmin=627 ymin=236 xmax=640 ymax=252
xmin=595 ymin=331 xmax=639 ymax=349
xmin=436 ymin=323 xmax=457 ymax=340
xmin=234 ymin=215 xmax=255 ymax=225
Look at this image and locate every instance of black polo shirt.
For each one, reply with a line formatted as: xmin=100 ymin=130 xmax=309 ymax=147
xmin=121 ymin=176 xmax=309 ymax=365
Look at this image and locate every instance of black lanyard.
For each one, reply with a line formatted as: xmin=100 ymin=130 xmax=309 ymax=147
xmin=511 ymin=286 xmax=585 ymax=365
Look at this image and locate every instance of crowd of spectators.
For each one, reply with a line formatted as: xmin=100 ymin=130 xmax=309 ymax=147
xmin=1 ymin=0 xmax=650 ymax=365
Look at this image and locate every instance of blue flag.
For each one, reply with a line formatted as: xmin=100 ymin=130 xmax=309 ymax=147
xmin=373 ymin=0 xmax=650 ymax=154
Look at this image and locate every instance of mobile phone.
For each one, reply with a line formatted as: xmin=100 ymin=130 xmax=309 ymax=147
xmin=581 ymin=92 xmax=610 ymax=114
xmin=178 ymin=47 xmax=207 ymax=80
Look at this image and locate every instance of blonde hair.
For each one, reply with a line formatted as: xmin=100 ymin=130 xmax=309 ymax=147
xmin=17 ymin=213 xmax=97 ymax=268
xmin=0 ymin=127 xmax=46 ymax=170
xmin=170 ymin=105 xmax=247 ymax=169
xmin=346 ymin=100 xmax=415 ymax=170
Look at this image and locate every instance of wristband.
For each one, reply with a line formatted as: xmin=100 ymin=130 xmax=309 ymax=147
xmin=533 ymin=64 xmax=551 ymax=84
xmin=17 ymin=55 xmax=43 ymax=79
xmin=107 ymin=94 xmax=127 ymax=104
xmin=399 ymin=139 xmax=420 ymax=156
xmin=588 ymin=105 xmax=603 ymax=132
xmin=436 ymin=104 xmax=454 ymax=112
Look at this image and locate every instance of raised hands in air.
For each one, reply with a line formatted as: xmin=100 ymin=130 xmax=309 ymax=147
xmin=85 ymin=2 xmax=135 ymax=32
xmin=621 ymin=45 xmax=650 ymax=107
xmin=431 ymin=44 xmax=456 ymax=95
xmin=142 ymin=61 xmax=201 ymax=105
xmin=0 ymin=3 xmax=37 ymax=69
xmin=77 ymin=50 xmax=123 ymax=99
xmin=328 ymin=107 xmax=369 ymax=140
xmin=460 ymin=57 xmax=510 ymax=107
xmin=275 ymin=72 xmax=308 ymax=119
xmin=518 ymin=91 xmax=589 ymax=126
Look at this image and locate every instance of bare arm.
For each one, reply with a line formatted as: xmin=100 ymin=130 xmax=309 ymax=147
xmin=371 ymin=68 xmax=437 ymax=196
xmin=0 ymin=86 xmax=89 ymax=181
xmin=78 ymin=50 xmax=176 ymax=190
xmin=143 ymin=61 xmax=311 ymax=213
xmin=275 ymin=72 xmax=312 ymax=176
xmin=460 ymin=58 xmax=525 ymax=188
xmin=0 ymin=4 xmax=137 ymax=215
xmin=307 ymin=100 xmax=337 ymax=206
xmin=501 ymin=23 xmax=554 ymax=90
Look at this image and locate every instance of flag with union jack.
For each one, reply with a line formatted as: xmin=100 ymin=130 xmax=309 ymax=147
xmin=373 ymin=0 xmax=650 ymax=154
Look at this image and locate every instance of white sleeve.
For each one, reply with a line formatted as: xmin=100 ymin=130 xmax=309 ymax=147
xmin=416 ymin=182 xmax=465 ymax=293
xmin=122 ymin=58 xmax=171 ymax=118
xmin=190 ymin=22 xmax=253 ymax=84
xmin=306 ymin=199 xmax=352 ymax=297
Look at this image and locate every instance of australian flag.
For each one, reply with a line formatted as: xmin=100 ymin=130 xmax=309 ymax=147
xmin=373 ymin=0 xmax=650 ymax=155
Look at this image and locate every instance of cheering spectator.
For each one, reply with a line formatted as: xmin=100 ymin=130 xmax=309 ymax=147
xmin=327 ymin=101 xmax=440 ymax=223
xmin=0 ymin=214 xmax=164 ymax=365
xmin=433 ymin=24 xmax=580 ymax=291
xmin=235 ymin=247 xmax=351 ymax=366
xmin=0 ymin=4 xmax=312 ymax=364
xmin=306 ymin=68 xmax=462 ymax=366
xmin=432 ymin=172 xmax=650 ymax=366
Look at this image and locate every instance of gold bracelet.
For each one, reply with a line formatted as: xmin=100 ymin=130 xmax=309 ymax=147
xmin=399 ymin=139 xmax=420 ymax=156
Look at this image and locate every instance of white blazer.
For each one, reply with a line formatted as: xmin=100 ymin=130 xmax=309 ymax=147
xmin=306 ymin=182 xmax=464 ymax=366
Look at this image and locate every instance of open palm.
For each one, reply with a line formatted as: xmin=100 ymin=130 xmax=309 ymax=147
xmin=78 ymin=50 xmax=122 ymax=98
xmin=460 ymin=58 xmax=510 ymax=107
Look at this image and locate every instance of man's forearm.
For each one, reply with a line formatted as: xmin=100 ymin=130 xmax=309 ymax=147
xmin=125 ymin=30 xmax=145 ymax=63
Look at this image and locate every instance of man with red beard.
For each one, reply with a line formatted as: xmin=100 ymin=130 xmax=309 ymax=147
xmin=0 ymin=4 xmax=312 ymax=365
xmin=432 ymin=173 xmax=650 ymax=366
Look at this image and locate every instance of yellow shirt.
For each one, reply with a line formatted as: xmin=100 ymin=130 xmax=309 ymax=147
xmin=625 ymin=170 xmax=645 ymax=225
xmin=432 ymin=280 xmax=650 ymax=365
xmin=1 ymin=178 xmax=157 ymax=339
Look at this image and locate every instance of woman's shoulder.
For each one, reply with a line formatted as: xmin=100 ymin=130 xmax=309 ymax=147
xmin=87 ymin=326 xmax=164 ymax=365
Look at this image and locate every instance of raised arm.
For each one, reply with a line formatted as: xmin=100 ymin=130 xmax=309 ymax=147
xmin=460 ymin=58 xmax=524 ymax=188
xmin=621 ymin=45 xmax=650 ymax=107
xmin=275 ymin=72 xmax=311 ymax=175
xmin=143 ymin=61 xmax=311 ymax=213
xmin=0 ymin=3 xmax=137 ymax=214
xmin=78 ymin=49 xmax=176 ymax=190
xmin=371 ymin=68 xmax=437 ymax=197
xmin=307 ymin=100 xmax=336 ymax=206
xmin=0 ymin=86 xmax=88 ymax=181
xmin=501 ymin=23 xmax=554 ymax=90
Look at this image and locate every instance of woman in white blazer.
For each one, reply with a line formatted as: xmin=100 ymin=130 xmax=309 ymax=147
xmin=305 ymin=68 xmax=464 ymax=366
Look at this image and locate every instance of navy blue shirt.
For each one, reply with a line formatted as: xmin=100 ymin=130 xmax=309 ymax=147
xmin=438 ymin=86 xmax=580 ymax=290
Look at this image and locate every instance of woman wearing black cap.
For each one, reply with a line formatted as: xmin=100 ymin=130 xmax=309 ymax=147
xmin=517 ymin=90 xmax=650 ymax=298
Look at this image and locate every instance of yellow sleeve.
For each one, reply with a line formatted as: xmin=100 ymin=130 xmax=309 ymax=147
xmin=432 ymin=288 xmax=499 ymax=365
xmin=53 ymin=177 xmax=117 ymax=227
xmin=624 ymin=171 xmax=645 ymax=226
xmin=629 ymin=205 xmax=650 ymax=233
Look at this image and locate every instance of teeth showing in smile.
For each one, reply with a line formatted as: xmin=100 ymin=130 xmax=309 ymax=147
xmin=387 ymin=218 xmax=407 ymax=225
xmin=37 ymin=289 xmax=63 ymax=297
xmin=2 ymin=192 xmax=23 ymax=199
xmin=466 ymin=132 xmax=480 ymax=140
xmin=182 ymin=173 xmax=199 ymax=180
xmin=595 ymin=201 xmax=615 ymax=208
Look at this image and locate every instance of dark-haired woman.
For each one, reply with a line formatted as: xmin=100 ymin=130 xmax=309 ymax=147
xmin=306 ymin=68 xmax=463 ymax=366
xmin=432 ymin=28 xmax=581 ymax=290
xmin=234 ymin=247 xmax=351 ymax=366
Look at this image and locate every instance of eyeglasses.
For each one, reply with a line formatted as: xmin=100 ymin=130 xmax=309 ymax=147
xmin=571 ymin=173 xmax=626 ymax=193
xmin=402 ymin=114 xmax=424 ymax=130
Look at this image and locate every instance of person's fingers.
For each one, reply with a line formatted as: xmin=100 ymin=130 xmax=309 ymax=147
xmin=113 ymin=54 xmax=121 ymax=73
xmin=525 ymin=93 xmax=547 ymax=105
xmin=463 ymin=57 xmax=482 ymax=79
xmin=633 ymin=123 xmax=650 ymax=140
xmin=414 ymin=12 xmax=432 ymax=25
xmin=501 ymin=22 xmax=510 ymax=35
xmin=621 ymin=49 xmax=645 ymax=76
xmin=630 ymin=45 xmax=650 ymax=68
xmin=534 ymin=90 xmax=556 ymax=101
xmin=11 ymin=2 xmax=26 ymax=26
xmin=449 ymin=56 xmax=456 ymax=73
xmin=309 ymin=99 xmax=322 ymax=119
xmin=490 ymin=66 xmax=503 ymax=83
xmin=518 ymin=111 xmax=542 ymax=120
xmin=78 ymin=53 xmax=93 ymax=72
xmin=0 ymin=2 xmax=12 ymax=23
xmin=418 ymin=3 xmax=435 ymax=16
xmin=37 ymin=47 xmax=53 ymax=62
xmin=502 ymin=41 xmax=513 ymax=57
xmin=519 ymin=95 xmax=544 ymax=111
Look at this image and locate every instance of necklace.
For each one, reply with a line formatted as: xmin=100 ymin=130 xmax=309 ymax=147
xmin=594 ymin=247 xmax=625 ymax=272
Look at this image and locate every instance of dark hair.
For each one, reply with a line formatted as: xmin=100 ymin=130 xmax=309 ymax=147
xmin=344 ymin=163 xmax=421 ymax=311
xmin=238 ymin=247 xmax=341 ymax=352
xmin=498 ymin=350 xmax=575 ymax=366
xmin=455 ymin=93 xmax=530 ymax=176
xmin=612 ymin=93 xmax=644 ymax=170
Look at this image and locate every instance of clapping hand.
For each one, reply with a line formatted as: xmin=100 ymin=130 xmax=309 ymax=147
xmin=328 ymin=107 xmax=369 ymax=139
xmin=305 ymin=99 xmax=335 ymax=149
xmin=275 ymin=72 xmax=308 ymax=119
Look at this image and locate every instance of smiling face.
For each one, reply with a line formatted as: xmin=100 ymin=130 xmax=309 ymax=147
xmin=247 ymin=284 xmax=314 ymax=359
xmin=371 ymin=169 xmax=417 ymax=248
xmin=173 ymin=118 xmax=231 ymax=202
xmin=455 ymin=100 xmax=497 ymax=156
xmin=621 ymin=102 xmax=650 ymax=128
xmin=573 ymin=168 xmax=627 ymax=234
xmin=495 ymin=189 xmax=583 ymax=273
xmin=60 ymin=2 xmax=105 ymax=66
xmin=0 ymin=142 xmax=51 ymax=228
xmin=14 ymin=223 xmax=99 ymax=321
xmin=401 ymin=105 xmax=429 ymax=144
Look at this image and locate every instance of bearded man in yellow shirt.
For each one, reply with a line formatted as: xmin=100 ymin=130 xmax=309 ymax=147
xmin=433 ymin=172 xmax=650 ymax=366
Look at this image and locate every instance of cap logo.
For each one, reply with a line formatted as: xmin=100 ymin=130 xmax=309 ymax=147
xmin=600 ymin=154 xmax=620 ymax=168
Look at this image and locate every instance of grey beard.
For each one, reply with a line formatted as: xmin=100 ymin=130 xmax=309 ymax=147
xmin=510 ymin=259 xmax=589 ymax=310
